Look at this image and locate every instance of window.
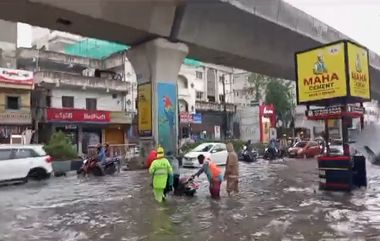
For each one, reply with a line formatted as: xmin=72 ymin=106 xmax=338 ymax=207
xmin=14 ymin=149 xmax=38 ymax=159
xmin=219 ymin=76 xmax=225 ymax=83
xmin=6 ymin=96 xmax=20 ymax=110
xmin=46 ymin=96 xmax=51 ymax=108
xmin=196 ymin=71 xmax=203 ymax=79
xmin=208 ymin=96 xmax=216 ymax=102
xmin=196 ymin=91 xmax=204 ymax=100
xmin=0 ymin=149 xmax=12 ymax=161
xmin=213 ymin=144 xmax=227 ymax=152
xmin=219 ymin=94 xmax=225 ymax=103
xmin=62 ymin=96 xmax=74 ymax=108
xmin=86 ymin=98 xmax=97 ymax=110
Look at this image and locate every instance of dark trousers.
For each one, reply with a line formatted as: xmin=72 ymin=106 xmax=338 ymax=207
xmin=164 ymin=174 xmax=180 ymax=195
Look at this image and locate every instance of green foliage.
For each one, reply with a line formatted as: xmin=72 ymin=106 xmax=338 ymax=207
xmin=247 ymin=73 xmax=269 ymax=102
xmin=44 ymin=131 xmax=77 ymax=161
xmin=265 ymin=79 xmax=295 ymax=127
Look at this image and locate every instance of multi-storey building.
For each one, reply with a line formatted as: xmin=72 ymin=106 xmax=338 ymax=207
xmin=17 ymin=48 xmax=132 ymax=154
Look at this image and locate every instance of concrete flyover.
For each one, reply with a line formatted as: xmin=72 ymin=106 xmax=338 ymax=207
xmin=2 ymin=0 xmax=380 ymax=99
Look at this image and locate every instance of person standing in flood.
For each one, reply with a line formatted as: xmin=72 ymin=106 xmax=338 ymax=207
xmin=149 ymin=147 xmax=173 ymax=203
xmin=192 ymin=154 xmax=223 ymax=199
xmin=224 ymin=143 xmax=239 ymax=197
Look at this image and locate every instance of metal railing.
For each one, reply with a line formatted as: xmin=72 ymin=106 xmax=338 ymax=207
xmin=87 ymin=143 xmax=139 ymax=160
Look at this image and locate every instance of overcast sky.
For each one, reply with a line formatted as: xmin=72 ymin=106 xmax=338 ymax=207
xmin=18 ymin=1 xmax=380 ymax=54
xmin=284 ymin=0 xmax=380 ymax=54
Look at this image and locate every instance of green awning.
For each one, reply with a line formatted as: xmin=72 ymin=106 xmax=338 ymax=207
xmin=64 ymin=38 xmax=202 ymax=66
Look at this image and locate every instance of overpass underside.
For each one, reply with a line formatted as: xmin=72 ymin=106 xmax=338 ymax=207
xmin=1 ymin=0 xmax=379 ymax=99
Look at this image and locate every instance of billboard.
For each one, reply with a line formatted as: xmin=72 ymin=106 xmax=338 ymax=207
xmin=296 ymin=42 xmax=347 ymax=104
xmin=347 ymin=42 xmax=370 ymax=100
xmin=137 ymin=83 xmax=152 ymax=136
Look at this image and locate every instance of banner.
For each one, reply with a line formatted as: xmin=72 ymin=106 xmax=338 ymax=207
xmin=296 ymin=42 xmax=347 ymax=103
xmin=157 ymin=83 xmax=177 ymax=153
xmin=347 ymin=42 xmax=370 ymax=100
xmin=137 ymin=83 xmax=152 ymax=136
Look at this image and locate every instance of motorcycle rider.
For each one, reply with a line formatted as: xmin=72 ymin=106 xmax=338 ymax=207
xmin=96 ymin=143 xmax=107 ymax=166
xmin=268 ymin=138 xmax=277 ymax=159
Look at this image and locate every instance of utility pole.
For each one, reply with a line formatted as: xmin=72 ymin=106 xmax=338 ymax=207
xmin=222 ymin=74 xmax=228 ymax=140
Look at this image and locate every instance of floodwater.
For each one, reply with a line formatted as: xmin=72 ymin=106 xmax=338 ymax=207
xmin=1 ymin=159 xmax=380 ymax=241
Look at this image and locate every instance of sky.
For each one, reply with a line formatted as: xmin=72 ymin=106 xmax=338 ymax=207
xmin=284 ymin=0 xmax=380 ymax=54
xmin=17 ymin=1 xmax=380 ymax=54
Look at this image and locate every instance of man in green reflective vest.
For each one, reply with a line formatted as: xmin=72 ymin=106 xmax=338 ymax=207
xmin=149 ymin=147 xmax=173 ymax=203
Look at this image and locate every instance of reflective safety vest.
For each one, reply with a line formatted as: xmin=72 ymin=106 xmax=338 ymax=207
xmin=149 ymin=158 xmax=173 ymax=189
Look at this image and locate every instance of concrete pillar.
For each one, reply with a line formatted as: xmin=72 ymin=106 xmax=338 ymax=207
xmin=127 ymin=38 xmax=188 ymax=154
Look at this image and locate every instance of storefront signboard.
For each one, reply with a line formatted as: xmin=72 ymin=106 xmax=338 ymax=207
xmin=47 ymin=108 xmax=110 ymax=122
xmin=0 ymin=112 xmax=31 ymax=124
xmin=0 ymin=67 xmax=33 ymax=86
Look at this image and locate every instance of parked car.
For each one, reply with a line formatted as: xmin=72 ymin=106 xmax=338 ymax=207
xmin=288 ymin=141 xmax=321 ymax=158
xmin=0 ymin=145 xmax=53 ymax=184
xmin=182 ymin=142 xmax=228 ymax=167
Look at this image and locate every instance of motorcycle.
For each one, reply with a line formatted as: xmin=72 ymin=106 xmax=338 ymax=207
xmin=174 ymin=176 xmax=200 ymax=196
xmin=77 ymin=157 xmax=121 ymax=177
xmin=263 ymin=146 xmax=280 ymax=160
xmin=239 ymin=145 xmax=258 ymax=162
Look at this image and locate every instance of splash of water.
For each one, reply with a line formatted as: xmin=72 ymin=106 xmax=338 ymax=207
xmin=354 ymin=123 xmax=380 ymax=162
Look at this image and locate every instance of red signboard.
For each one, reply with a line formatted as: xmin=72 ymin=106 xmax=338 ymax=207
xmin=0 ymin=67 xmax=33 ymax=86
xmin=47 ymin=108 xmax=110 ymax=123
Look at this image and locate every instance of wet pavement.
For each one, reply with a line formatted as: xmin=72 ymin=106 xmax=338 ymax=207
xmin=1 ymin=158 xmax=380 ymax=241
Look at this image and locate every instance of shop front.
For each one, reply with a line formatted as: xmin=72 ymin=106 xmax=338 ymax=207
xmin=0 ymin=112 xmax=32 ymax=144
xmin=259 ymin=104 xmax=276 ymax=143
xmin=46 ymin=108 xmax=111 ymax=154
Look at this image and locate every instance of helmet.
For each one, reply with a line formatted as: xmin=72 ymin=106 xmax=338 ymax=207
xmin=156 ymin=147 xmax=165 ymax=158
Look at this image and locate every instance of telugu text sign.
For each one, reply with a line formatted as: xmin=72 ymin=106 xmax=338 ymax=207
xmin=296 ymin=42 xmax=347 ymax=103
xmin=347 ymin=42 xmax=370 ymax=100
xmin=137 ymin=83 xmax=152 ymax=136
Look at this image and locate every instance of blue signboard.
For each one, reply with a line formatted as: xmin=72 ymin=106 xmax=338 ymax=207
xmin=192 ymin=113 xmax=202 ymax=124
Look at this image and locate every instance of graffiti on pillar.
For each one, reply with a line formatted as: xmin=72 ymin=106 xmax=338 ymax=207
xmin=157 ymin=82 xmax=177 ymax=153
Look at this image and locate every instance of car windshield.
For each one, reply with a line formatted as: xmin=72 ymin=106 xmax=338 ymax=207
xmin=294 ymin=141 xmax=307 ymax=148
xmin=192 ymin=143 xmax=214 ymax=152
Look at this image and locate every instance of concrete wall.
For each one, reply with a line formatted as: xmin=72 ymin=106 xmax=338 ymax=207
xmin=0 ymin=89 xmax=31 ymax=112
xmin=237 ymin=106 xmax=260 ymax=143
xmin=50 ymin=88 xmax=123 ymax=112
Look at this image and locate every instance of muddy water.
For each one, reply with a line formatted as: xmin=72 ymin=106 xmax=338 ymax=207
xmin=1 ymin=159 xmax=380 ymax=241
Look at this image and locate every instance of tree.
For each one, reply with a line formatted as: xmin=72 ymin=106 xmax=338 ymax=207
xmin=44 ymin=131 xmax=77 ymax=160
xmin=264 ymin=79 xmax=295 ymax=128
xmin=247 ymin=73 xmax=268 ymax=102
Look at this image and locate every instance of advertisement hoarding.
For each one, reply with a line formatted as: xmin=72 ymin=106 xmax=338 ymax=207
xmin=137 ymin=83 xmax=152 ymax=136
xmin=347 ymin=42 xmax=370 ymax=100
xmin=296 ymin=42 xmax=347 ymax=104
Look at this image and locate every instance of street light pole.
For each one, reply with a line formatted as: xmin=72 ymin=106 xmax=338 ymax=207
xmin=222 ymin=74 xmax=228 ymax=140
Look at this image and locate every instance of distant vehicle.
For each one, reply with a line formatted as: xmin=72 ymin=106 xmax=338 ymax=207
xmin=182 ymin=142 xmax=228 ymax=167
xmin=77 ymin=157 xmax=120 ymax=177
xmin=239 ymin=145 xmax=258 ymax=162
xmin=0 ymin=145 xmax=53 ymax=184
xmin=288 ymin=141 xmax=321 ymax=158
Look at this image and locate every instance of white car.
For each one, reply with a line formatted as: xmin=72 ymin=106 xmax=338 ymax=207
xmin=0 ymin=145 xmax=53 ymax=183
xmin=182 ymin=142 xmax=228 ymax=167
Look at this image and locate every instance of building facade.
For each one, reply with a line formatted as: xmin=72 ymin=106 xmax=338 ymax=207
xmin=17 ymin=48 xmax=132 ymax=154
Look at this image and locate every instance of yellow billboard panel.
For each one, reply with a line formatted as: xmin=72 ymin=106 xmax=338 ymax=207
xmin=138 ymin=83 xmax=152 ymax=136
xmin=296 ymin=42 xmax=347 ymax=103
xmin=347 ymin=42 xmax=370 ymax=100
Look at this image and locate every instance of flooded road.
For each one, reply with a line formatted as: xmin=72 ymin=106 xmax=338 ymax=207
xmin=1 ymin=159 xmax=380 ymax=241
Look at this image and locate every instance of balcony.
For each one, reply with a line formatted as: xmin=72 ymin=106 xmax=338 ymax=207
xmin=195 ymin=100 xmax=235 ymax=113
xmin=17 ymin=48 xmax=102 ymax=70
xmin=34 ymin=71 xmax=128 ymax=92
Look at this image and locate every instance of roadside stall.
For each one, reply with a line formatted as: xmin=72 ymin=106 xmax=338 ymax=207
xmin=295 ymin=40 xmax=370 ymax=191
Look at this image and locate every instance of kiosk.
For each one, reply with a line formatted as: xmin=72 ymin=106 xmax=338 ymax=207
xmin=295 ymin=40 xmax=370 ymax=191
